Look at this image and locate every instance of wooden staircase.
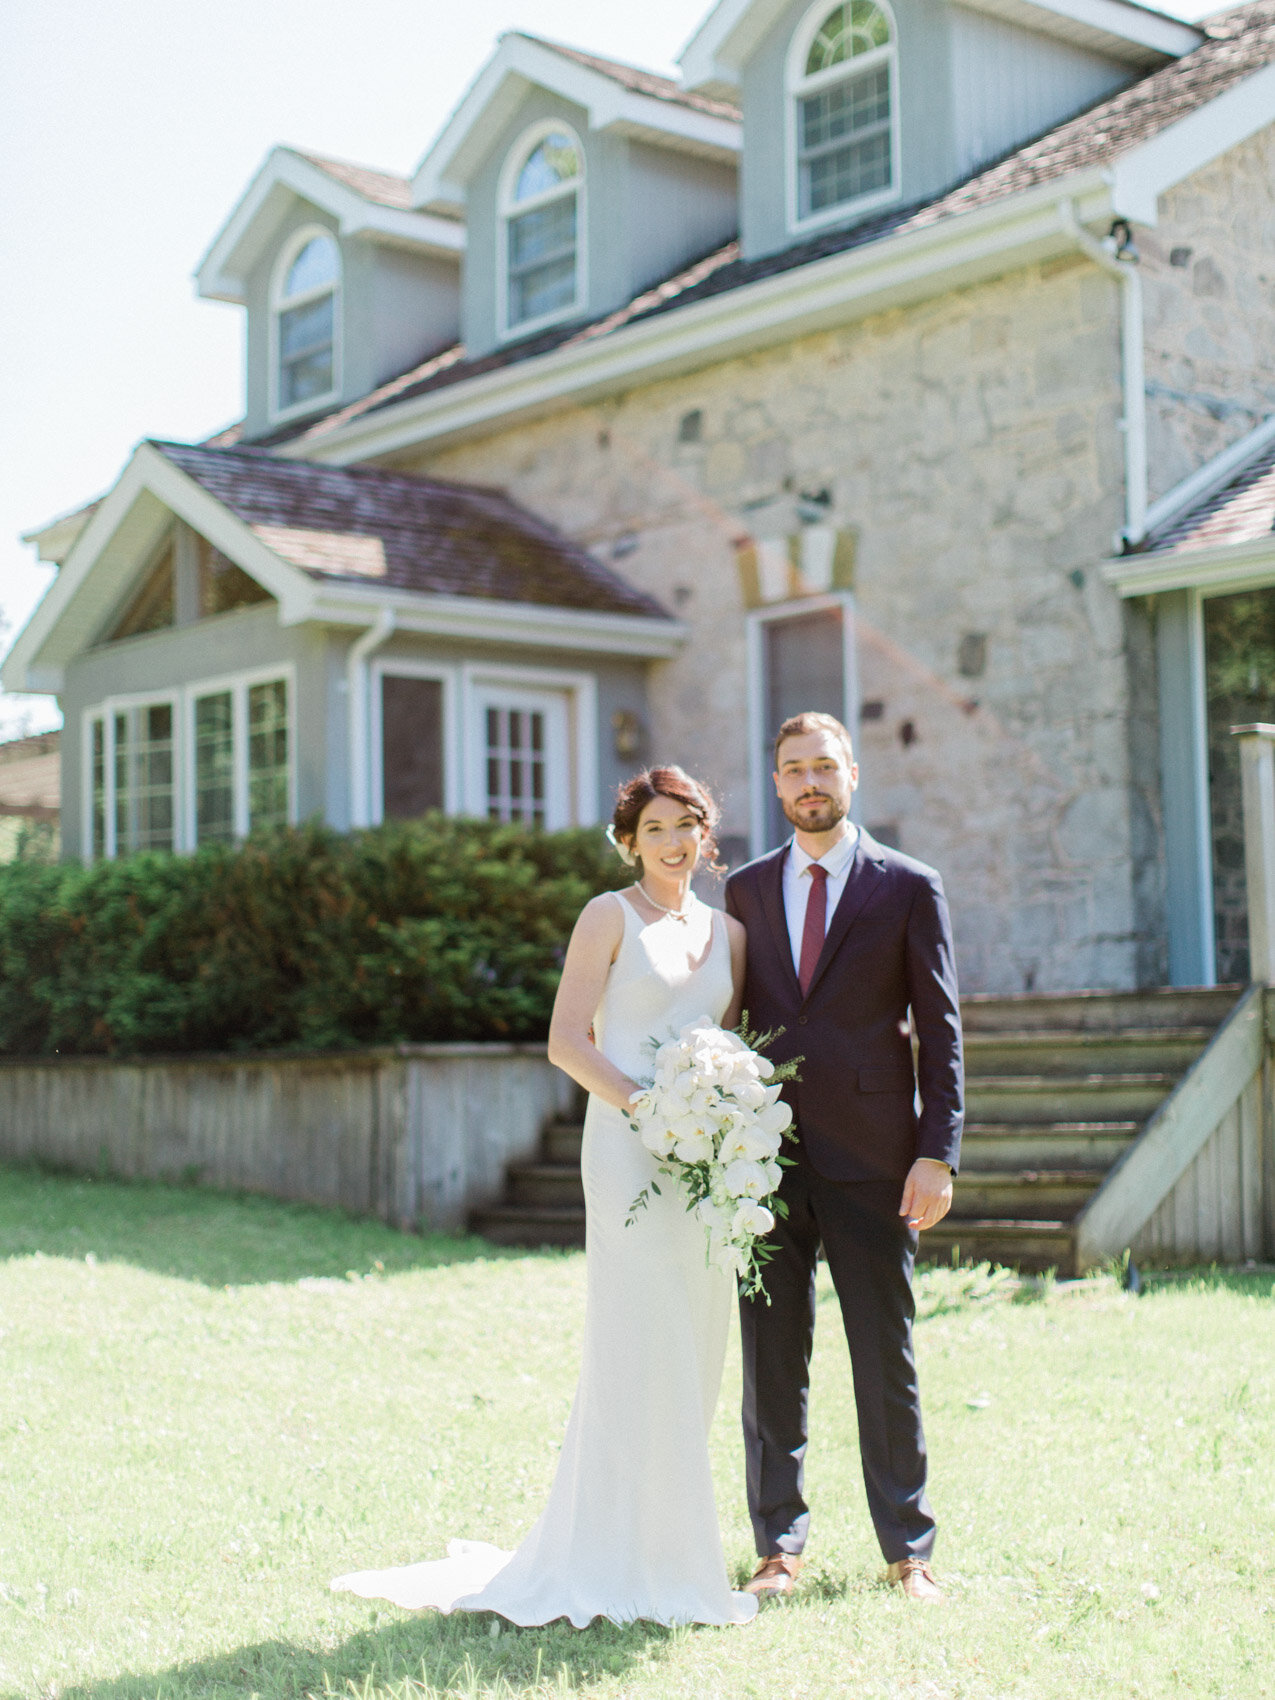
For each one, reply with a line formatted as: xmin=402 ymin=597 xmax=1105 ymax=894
xmin=470 ymin=987 xmax=1241 ymax=1272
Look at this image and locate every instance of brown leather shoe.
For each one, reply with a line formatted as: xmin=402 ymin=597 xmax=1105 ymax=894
xmin=743 ymin=1553 xmax=803 ymax=1597
xmin=886 ymin=1557 xmax=943 ymax=1602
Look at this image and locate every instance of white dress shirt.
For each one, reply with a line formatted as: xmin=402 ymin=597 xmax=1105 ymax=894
xmin=782 ymin=826 xmax=860 ymax=976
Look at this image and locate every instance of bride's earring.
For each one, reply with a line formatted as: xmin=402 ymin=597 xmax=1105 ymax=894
xmin=605 ymin=824 xmax=638 ymax=868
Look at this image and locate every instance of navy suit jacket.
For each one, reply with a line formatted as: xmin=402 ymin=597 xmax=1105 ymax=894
xmin=724 ymin=832 xmax=963 ymax=1182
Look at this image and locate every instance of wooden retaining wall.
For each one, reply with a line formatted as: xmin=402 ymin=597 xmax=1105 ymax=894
xmin=0 ymin=1044 xmax=574 ymax=1233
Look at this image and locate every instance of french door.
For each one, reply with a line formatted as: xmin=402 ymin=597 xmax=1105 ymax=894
xmin=467 ymin=684 xmax=571 ymax=829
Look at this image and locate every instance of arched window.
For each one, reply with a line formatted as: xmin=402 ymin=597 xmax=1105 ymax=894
xmin=790 ymin=1 xmax=897 ymax=227
xmin=502 ymin=126 xmax=583 ymax=334
xmin=273 ymin=229 xmax=340 ymax=413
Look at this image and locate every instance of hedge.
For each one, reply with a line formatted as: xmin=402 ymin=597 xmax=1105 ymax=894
xmin=0 ymin=817 xmax=630 ymax=1057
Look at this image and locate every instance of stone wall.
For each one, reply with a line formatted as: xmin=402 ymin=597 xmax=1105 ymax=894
xmin=1141 ymin=122 xmax=1275 ymax=502
xmin=392 ymin=252 xmax=1157 ymax=995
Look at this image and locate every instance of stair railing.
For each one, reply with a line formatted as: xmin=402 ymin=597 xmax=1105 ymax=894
xmin=1075 ymin=724 xmax=1275 ymax=1269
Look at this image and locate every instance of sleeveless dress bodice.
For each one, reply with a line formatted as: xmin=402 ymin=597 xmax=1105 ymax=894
xmin=332 ymin=892 xmax=756 ymax=1628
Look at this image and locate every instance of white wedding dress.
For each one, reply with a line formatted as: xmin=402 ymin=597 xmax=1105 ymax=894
xmin=332 ymin=891 xmax=757 ymax=1628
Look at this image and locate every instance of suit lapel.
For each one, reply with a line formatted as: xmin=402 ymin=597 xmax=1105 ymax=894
xmin=804 ymin=831 xmax=888 ymax=1001
xmin=757 ymin=846 xmax=802 ymax=1003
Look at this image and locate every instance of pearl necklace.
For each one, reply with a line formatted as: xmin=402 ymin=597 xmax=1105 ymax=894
xmin=637 ymin=881 xmax=695 ymax=923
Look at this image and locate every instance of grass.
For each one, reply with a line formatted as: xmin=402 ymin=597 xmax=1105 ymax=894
xmin=0 ymin=1165 xmax=1272 ymax=1700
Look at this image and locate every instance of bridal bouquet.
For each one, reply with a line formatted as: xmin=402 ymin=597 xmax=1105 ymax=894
xmin=625 ymin=1018 xmax=800 ymax=1300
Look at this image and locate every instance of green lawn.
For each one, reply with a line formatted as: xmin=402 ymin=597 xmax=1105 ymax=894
xmin=0 ymin=1166 xmax=1272 ymax=1700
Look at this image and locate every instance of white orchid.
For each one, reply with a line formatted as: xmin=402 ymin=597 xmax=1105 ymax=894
xmin=732 ymin=1200 xmax=775 ymax=1238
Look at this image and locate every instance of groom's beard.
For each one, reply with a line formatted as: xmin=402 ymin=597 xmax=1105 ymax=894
xmin=781 ymin=793 xmax=847 ymax=834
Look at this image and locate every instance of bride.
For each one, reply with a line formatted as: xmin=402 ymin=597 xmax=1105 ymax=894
xmin=332 ymin=766 xmax=757 ymax=1627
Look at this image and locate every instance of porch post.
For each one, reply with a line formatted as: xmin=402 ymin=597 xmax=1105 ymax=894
xmin=1232 ymin=724 xmax=1275 ymax=985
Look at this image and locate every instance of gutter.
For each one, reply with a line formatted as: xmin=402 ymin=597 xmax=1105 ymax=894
xmin=1058 ymin=198 xmax=1147 ymax=549
xmin=346 ymin=609 xmax=395 ymax=829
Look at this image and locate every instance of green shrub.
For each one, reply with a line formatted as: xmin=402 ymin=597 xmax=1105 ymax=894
xmin=0 ymin=816 xmax=630 ymax=1056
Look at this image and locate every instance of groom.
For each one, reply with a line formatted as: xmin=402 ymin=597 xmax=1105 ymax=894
xmin=724 ymin=711 xmax=963 ymax=1603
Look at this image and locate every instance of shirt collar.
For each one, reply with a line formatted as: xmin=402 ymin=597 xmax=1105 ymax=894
xmin=788 ymin=824 xmax=859 ymax=880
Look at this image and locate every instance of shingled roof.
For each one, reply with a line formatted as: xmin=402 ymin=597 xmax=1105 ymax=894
xmin=256 ymin=0 xmax=1275 ymax=451
xmin=293 ymin=150 xmax=415 ymax=210
xmin=152 ymin=441 xmax=670 ymax=619
xmin=1142 ymin=436 xmax=1275 ymax=555
xmin=512 ymin=32 xmax=741 ymax=121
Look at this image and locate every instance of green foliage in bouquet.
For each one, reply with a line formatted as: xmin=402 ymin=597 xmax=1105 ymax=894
xmin=0 ymin=816 xmax=630 ymax=1057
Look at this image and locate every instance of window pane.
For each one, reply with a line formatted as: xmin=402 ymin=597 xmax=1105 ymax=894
xmin=198 ymin=538 xmax=271 ymax=618
xmin=515 ymin=134 xmax=580 ymax=201
xmin=195 ymin=692 xmax=235 ymax=845
xmin=764 ymin=607 xmax=845 ymax=848
xmin=806 ymin=1 xmax=891 ymax=73
xmin=111 ymin=704 xmax=174 ymax=855
xmin=802 ymin=66 xmax=889 ymax=151
xmin=484 ymin=704 xmax=547 ymax=826
xmin=110 ymin=543 xmax=175 ymax=641
xmin=508 ymin=197 xmax=577 ymax=325
xmin=113 ymin=712 xmax=130 ymax=854
xmin=280 ymin=297 xmax=334 ymax=406
xmin=91 ymin=718 xmax=105 ymax=859
xmin=1204 ymin=588 xmax=1275 ymax=983
xmin=247 ymin=680 xmax=289 ymax=831
xmin=285 ymin=234 xmax=338 ymax=297
xmin=135 ymin=705 xmax=174 ymax=851
xmin=380 ymin=675 xmax=444 ymax=819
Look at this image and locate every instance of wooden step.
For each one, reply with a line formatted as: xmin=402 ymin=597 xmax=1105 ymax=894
xmin=919 ymin=1218 xmax=1076 ymax=1275
xmin=543 ymin=1121 xmax=585 ymax=1162
xmin=964 ymin=1073 xmax=1177 ymax=1123
xmin=963 ymin=1029 xmax=1213 ymax=1077
xmin=960 ymin=986 xmax=1239 ymax=1035
xmin=507 ymin=1163 xmax=586 ymax=1208
xmin=948 ymin=1168 xmax=1102 ymax=1218
xmin=468 ymin=1204 xmax=586 ymax=1249
xmin=959 ymin=1122 xmax=1139 ymax=1170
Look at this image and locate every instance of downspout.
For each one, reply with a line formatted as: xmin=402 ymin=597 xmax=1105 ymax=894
xmin=1059 ymin=199 xmax=1147 ymax=549
xmin=346 ymin=609 xmax=396 ymax=829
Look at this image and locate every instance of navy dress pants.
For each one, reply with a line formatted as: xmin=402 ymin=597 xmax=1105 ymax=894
xmin=739 ymin=1159 xmax=937 ymax=1564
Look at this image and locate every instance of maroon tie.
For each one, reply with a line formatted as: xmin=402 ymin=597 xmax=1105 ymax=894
xmin=798 ymin=863 xmax=829 ymax=997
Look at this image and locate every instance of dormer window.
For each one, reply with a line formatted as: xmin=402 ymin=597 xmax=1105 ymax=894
xmin=790 ymin=1 xmax=897 ymax=230
xmin=273 ymin=229 xmax=340 ymax=414
xmin=501 ymin=125 xmax=583 ymax=335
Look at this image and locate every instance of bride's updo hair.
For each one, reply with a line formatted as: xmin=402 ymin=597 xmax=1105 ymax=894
xmin=611 ymin=766 xmax=724 ymax=874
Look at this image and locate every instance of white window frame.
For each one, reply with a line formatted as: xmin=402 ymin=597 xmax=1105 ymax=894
xmin=497 ymin=119 xmax=587 ymax=343
xmin=369 ymin=659 xmax=462 ymax=825
xmin=786 ymin=0 xmax=902 ymax=238
xmin=745 ymin=591 xmax=859 ymax=857
xmin=183 ymin=663 xmax=298 ymax=847
xmin=80 ymin=664 xmax=296 ymax=860
xmin=269 ymin=224 xmax=342 ymax=422
xmin=461 ymin=663 xmax=598 ymax=830
xmin=81 ymin=689 xmax=182 ymax=862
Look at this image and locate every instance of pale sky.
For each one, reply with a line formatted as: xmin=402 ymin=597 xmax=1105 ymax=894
xmin=0 ymin=0 xmax=1216 ymax=740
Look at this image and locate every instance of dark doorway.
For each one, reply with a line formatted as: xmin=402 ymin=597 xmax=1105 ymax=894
xmin=381 ymin=675 xmax=444 ymax=820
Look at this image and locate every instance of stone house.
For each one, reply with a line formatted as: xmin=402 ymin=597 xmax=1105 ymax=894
xmin=8 ymin=0 xmax=1275 ymax=996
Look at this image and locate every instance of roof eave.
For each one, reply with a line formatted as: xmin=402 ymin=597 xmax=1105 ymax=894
xmin=680 ymin=0 xmax=1201 ymax=90
xmin=410 ymin=32 xmax=739 ymax=211
xmin=306 ymin=580 xmax=686 ymax=657
xmin=1104 ymin=534 xmax=1275 ymax=598
xmin=196 ymin=146 xmax=464 ymax=305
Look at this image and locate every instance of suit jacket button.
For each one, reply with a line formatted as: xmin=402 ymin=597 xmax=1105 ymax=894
xmin=798 ymin=1015 xmax=808 ymax=1025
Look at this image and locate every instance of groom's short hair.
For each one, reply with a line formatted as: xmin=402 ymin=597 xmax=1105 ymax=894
xmin=773 ymin=712 xmax=855 ymax=769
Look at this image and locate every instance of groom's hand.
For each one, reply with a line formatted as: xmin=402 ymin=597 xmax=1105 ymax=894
xmin=899 ymin=1158 xmax=953 ymax=1230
